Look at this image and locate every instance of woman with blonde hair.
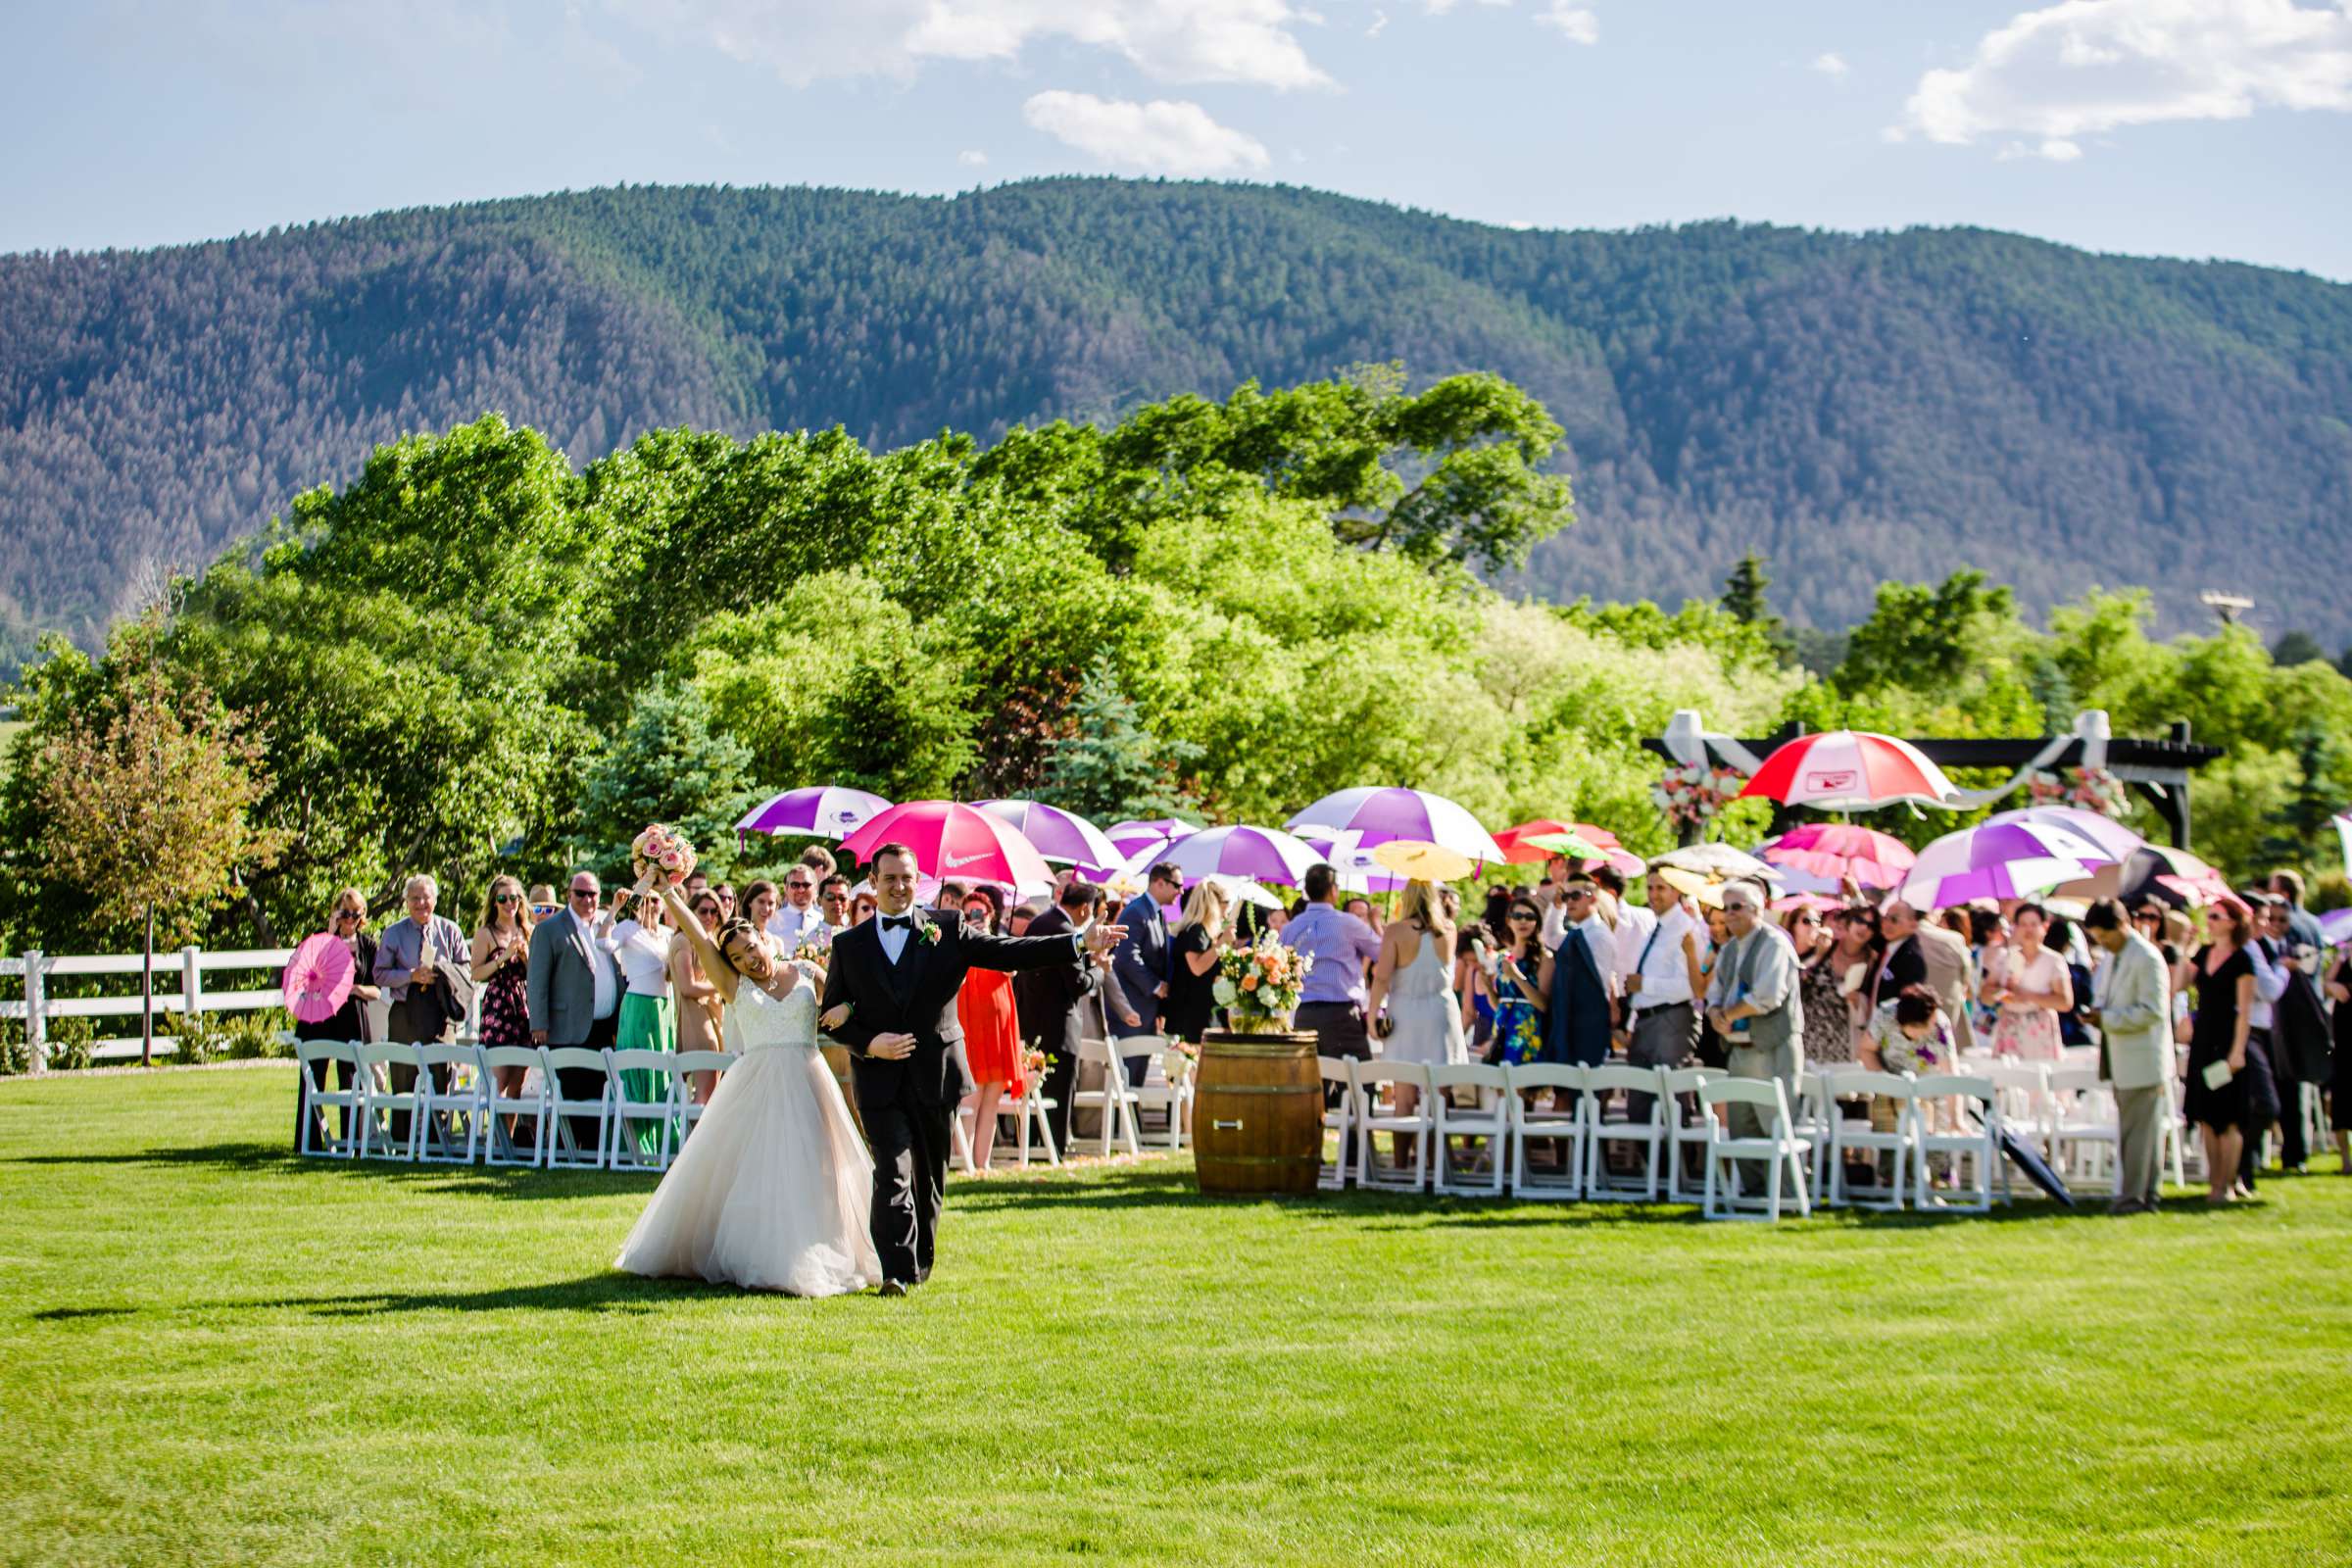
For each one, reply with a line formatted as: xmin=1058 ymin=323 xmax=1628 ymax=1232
xmin=1163 ymin=879 xmax=1233 ymax=1043
xmin=469 ymin=875 xmax=534 ymax=1105
xmin=1367 ymin=879 xmax=1467 ymax=1118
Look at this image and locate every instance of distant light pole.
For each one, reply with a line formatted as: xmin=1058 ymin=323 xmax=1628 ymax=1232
xmin=2198 ymin=591 xmax=2254 ymax=627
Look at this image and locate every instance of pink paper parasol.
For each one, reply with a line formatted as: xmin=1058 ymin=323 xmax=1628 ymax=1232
xmin=282 ymin=932 xmax=356 ymax=1025
xmin=1761 ymin=823 xmax=1917 ymax=889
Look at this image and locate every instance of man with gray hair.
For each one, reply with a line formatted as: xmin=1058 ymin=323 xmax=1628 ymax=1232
xmin=372 ymin=873 xmax=473 ymax=1143
xmin=1705 ymin=878 xmax=1805 ymax=1188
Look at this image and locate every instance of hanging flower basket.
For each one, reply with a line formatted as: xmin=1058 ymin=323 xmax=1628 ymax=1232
xmin=1650 ymin=763 xmax=1745 ymax=834
xmin=2025 ymin=765 xmax=2129 ymax=818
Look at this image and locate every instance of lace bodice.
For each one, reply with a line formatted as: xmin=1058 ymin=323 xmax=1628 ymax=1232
xmin=729 ymin=964 xmax=820 ymax=1052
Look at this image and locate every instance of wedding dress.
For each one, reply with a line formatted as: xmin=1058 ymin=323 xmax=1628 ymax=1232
xmin=615 ymin=963 xmax=882 ymax=1297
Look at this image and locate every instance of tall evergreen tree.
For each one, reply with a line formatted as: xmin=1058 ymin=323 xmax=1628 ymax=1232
xmin=1037 ymin=657 xmax=1200 ymax=825
xmin=578 ymin=677 xmax=760 ymax=879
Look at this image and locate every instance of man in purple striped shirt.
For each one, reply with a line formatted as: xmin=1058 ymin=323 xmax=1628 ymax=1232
xmin=1281 ymin=863 xmax=1383 ymax=1098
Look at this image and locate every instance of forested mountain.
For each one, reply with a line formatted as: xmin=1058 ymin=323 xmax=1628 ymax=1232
xmin=6 ymin=178 xmax=2350 ymax=671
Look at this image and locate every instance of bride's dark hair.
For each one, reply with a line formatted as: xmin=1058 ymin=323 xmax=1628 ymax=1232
xmin=715 ymin=917 xmax=773 ymax=978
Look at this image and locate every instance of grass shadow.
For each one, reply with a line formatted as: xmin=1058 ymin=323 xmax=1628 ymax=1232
xmin=9 ymin=1140 xmax=660 ymax=1200
xmin=245 ymin=1273 xmax=723 ymax=1316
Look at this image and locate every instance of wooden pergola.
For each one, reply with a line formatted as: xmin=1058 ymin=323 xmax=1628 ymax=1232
xmin=1641 ymin=718 xmax=2222 ymax=849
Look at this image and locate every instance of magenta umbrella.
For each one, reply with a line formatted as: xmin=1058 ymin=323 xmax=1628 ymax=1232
xmin=840 ymin=801 xmax=1056 ymax=893
xmin=282 ymin=933 xmax=356 ymax=1025
xmin=1125 ymin=824 xmax=1325 ymax=888
xmin=975 ymin=799 xmax=1125 ymax=870
xmin=736 ymin=785 xmax=892 ymax=840
xmin=1761 ymin=823 xmax=1917 ymax=890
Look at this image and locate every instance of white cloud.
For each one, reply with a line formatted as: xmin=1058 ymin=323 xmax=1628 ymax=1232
xmin=957 ymin=148 xmax=990 ymax=166
xmin=1811 ymin=51 xmax=1848 ymax=77
xmin=1995 ymin=135 xmax=2085 ymax=160
xmin=1366 ymin=8 xmax=1389 ymax=37
xmin=1535 ymin=3 xmax=1598 ymax=43
xmin=1895 ymin=0 xmax=2352 ymax=154
xmin=606 ymin=0 xmax=1331 ymax=90
xmin=1021 ymin=89 xmax=1273 ymax=174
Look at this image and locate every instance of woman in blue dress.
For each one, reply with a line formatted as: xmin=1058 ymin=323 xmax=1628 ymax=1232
xmin=1482 ymin=896 xmax=1549 ymax=1065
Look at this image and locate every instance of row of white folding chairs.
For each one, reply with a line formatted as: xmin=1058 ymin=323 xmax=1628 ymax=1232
xmin=1315 ymin=1057 xmax=1823 ymax=1221
xmin=295 ymin=1038 xmax=737 ymax=1170
xmin=1962 ymin=1057 xmax=2188 ymax=1195
xmin=947 ymin=1037 xmax=1195 ymax=1173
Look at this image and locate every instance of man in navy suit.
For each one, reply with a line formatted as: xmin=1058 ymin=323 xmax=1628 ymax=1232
xmin=1112 ymin=862 xmax=1182 ymax=1087
xmin=820 ymin=842 xmax=1124 ymax=1293
xmin=1539 ymin=877 xmax=1620 ymax=1121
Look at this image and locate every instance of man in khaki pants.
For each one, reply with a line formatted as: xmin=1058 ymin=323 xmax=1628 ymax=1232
xmin=2082 ymin=898 xmax=2173 ymax=1214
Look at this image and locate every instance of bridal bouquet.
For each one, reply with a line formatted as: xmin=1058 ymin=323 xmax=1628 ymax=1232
xmin=1211 ymin=936 xmax=1312 ymax=1030
xmin=632 ymin=824 xmax=698 ymax=888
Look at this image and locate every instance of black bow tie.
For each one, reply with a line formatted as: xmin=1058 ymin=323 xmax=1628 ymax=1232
xmin=883 ymin=916 xmax=913 ymax=931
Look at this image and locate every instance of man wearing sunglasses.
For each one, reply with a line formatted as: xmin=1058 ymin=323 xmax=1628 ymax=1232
xmin=527 ymin=870 xmax=626 ymax=1149
xmin=767 ymin=867 xmax=830 ymax=954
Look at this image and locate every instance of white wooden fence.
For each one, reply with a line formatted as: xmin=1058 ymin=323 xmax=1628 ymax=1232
xmin=1 ymin=946 xmax=298 ymax=1065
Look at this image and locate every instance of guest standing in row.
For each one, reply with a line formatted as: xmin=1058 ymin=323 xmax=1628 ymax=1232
xmin=1625 ymin=874 xmax=1706 ymax=1124
xmin=612 ymin=893 xmax=676 ymax=1157
xmin=1113 ymin=863 xmax=1181 ymax=1087
xmin=470 ymin=874 xmax=535 ymax=1109
xmin=1283 ymin=864 xmax=1383 ymax=1098
xmin=1537 ymin=875 xmax=1616 ymax=1075
xmin=374 ymin=874 xmax=474 ymax=1145
xmin=293 ymin=888 xmax=380 ymax=1148
xmin=1787 ymin=906 xmax=1853 ymax=1069
xmin=1014 ymin=878 xmax=1112 ymax=1151
xmin=1481 ymin=898 xmax=1548 ymax=1066
xmin=527 ymin=870 xmax=624 ymax=1151
xmin=1163 ymin=880 xmax=1231 ymax=1044
xmin=2081 ymin=898 xmax=2173 ymax=1214
xmin=671 ymin=885 xmax=726 ymax=1102
xmin=2184 ymin=898 xmax=2259 ymax=1204
xmin=1366 ymin=880 xmax=1466 ymax=1121
xmin=1704 ymin=881 xmax=1805 ymax=1164
xmin=1984 ymin=903 xmax=2071 ymax=1061
xmin=956 ymin=886 xmax=1026 ymax=1173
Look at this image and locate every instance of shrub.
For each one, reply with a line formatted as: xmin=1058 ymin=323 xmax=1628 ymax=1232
xmin=220 ymin=1009 xmax=294 ymax=1060
xmin=0 ymin=1022 xmax=26 ymax=1077
xmin=161 ymin=1012 xmax=221 ymax=1066
xmin=43 ymin=1016 xmax=93 ymax=1071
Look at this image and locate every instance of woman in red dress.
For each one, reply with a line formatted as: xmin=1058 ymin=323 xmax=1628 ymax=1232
xmin=956 ymin=884 xmax=1026 ymax=1173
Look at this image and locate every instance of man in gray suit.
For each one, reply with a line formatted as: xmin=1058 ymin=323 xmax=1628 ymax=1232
xmin=1705 ymin=880 xmax=1805 ymax=1190
xmin=2082 ymin=898 xmax=2174 ymax=1214
xmin=527 ymin=868 xmax=622 ymax=1147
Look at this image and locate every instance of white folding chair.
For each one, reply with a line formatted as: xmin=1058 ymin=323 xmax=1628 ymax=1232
xmin=1431 ymin=1062 xmax=1510 ymax=1197
xmin=1318 ymin=1055 xmax=1355 ymax=1190
xmin=356 ymin=1042 xmax=422 ymax=1161
xmin=2044 ymin=1064 xmax=2119 ymax=1194
xmin=1792 ymin=1069 xmax=1837 ymax=1194
xmin=1124 ymin=1038 xmax=1187 ymax=1152
xmin=2159 ymin=1074 xmax=2188 ymax=1190
xmin=1352 ymin=1059 xmax=1434 ymax=1193
xmin=1504 ymin=1063 xmax=1586 ymax=1199
xmin=296 ymin=1040 xmax=364 ymax=1158
xmin=1700 ymin=1077 xmax=1813 ymax=1221
xmin=415 ymin=1042 xmax=484 ymax=1164
xmin=1071 ymin=1038 xmax=1142 ymax=1157
xmin=1662 ymin=1066 xmax=1712 ymax=1201
xmin=1581 ymin=1063 xmax=1667 ymax=1201
xmin=1982 ymin=1059 xmax=2051 ymax=1149
xmin=671 ymin=1051 xmax=735 ymax=1148
xmin=1824 ymin=1069 xmax=1917 ymax=1211
xmin=544 ymin=1046 xmax=613 ymax=1170
xmin=1000 ymin=1076 xmax=1060 ymax=1168
xmin=606 ymin=1048 xmax=679 ymax=1172
xmin=1910 ymin=1074 xmax=2007 ymax=1212
xmin=2300 ymin=1081 xmax=2329 ymax=1166
xmin=479 ymin=1045 xmax=550 ymax=1167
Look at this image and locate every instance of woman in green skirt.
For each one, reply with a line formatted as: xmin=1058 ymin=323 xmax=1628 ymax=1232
xmin=611 ymin=894 xmax=678 ymax=1158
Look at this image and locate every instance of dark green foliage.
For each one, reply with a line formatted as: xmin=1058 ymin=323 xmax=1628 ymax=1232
xmin=7 ymin=180 xmax=2352 ymax=670
xmin=2271 ymin=630 xmax=2326 ymax=667
xmin=1037 ymin=657 xmax=1202 ymax=825
xmin=575 ymin=678 xmax=759 ymax=881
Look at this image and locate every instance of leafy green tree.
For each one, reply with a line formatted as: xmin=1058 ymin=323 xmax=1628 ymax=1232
xmin=577 ymin=677 xmax=759 ymax=880
xmin=1037 ymin=657 xmax=1201 ymax=824
xmin=810 ymin=654 xmax=980 ymax=802
xmin=2270 ymin=630 xmax=2326 ymax=667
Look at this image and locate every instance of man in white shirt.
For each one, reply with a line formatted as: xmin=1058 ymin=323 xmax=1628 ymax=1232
xmin=1623 ymin=873 xmax=1707 ymax=1125
xmin=1592 ymin=863 xmax=1653 ymax=1004
xmin=767 ymin=865 xmax=828 ymax=953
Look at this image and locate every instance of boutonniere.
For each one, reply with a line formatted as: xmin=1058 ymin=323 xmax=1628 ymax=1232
xmin=921 ymin=922 xmax=944 ymax=947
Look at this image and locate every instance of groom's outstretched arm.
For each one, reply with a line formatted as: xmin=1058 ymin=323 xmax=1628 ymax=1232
xmin=961 ymin=928 xmax=1092 ymax=974
xmin=818 ymin=947 xmax=877 ymax=1055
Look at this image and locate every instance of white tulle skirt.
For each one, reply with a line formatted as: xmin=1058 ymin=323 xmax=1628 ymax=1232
xmin=615 ymin=1044 xmax=882 ymax=1298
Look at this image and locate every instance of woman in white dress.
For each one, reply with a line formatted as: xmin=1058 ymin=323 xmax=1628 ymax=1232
xmin=615 ymin=879 xmax=882 ymax=1298
xmin=1366 ymin=879 xmax=1468 ymax=1120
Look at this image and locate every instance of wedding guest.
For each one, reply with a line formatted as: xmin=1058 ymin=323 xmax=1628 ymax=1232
xmin=742 ymin=879 xmax=782 ymax=939
xmin=527 ymin=870 xmax=624 ymax=1150
xmin=851 ymin=889 xmax=878 ymax=926
xmin=1535 ymin=855 xmax=1575 ymax=947
xmin=1536 ymin=876 xmax=1617 ymax=1079
xmin=1283 ymin=864 xmax=1384 ymax=1097
xmin=469 ymin=874 xmax=534 ymax=1108
xmin=1594 ymin=863 xmax=1653 ymax=990
xmin=1006 ymin=901 xmax=1038 ymax=938
xmin=1878 ymin=897 xmax=1976 ymax=1054
xmin=1831 ymin=905 xmax=1884 ymax=1057
xmin=1625 ymin=875 xmax=1705 ymax=1123
xmin=713 ymin=883 xmax=737 ymax=923
xmin=1788 ymin=907 xmax=1854 ymax=1068
xmin=373 ymin=874 xmax=473 ymax=1142
xmin=1113 ymin=863 xmax=1181 ymax=1075
xmin=2262 ymin=897 xmax=2328 ymax=1174
xmin=1163 ymin=880 xmax=1231 ymax=1043
xmin=670 ymin=886 xmax=726 ymax=1102
xmin=1367 ymin=880 xmax=1466 ymax=1120
xmin=956 ymin=885 xmax=1024 ymax=1173
xmin=611 ymin=892 xmax=677 ymax=1158
xmin=1861 ymin=984 xmax=1952 ymax=1076
xmin=2185 ymin=897 xmax=2260 ymax=1202
xmin=767 ymin=864 xmax=829 ymax=953
xmin=1983 ymin=904 xmax=2072 ymax=1061
xmin=935 ymin=880 xmax=971 ymax=915
xmin=1705 ymin=881 xmax=1805 ymax=1170
xmin=2081 ymin=898 xmax=2173 ymax=1213
xmin=2327 ymin=946 xmax=2352 ymax=1174
xmin=1484 ymin=897 xmax=1548 ymax=1066
xmin=292 ymin=887 xmax=380 ymax=1148
xmin=1014 ymin=877 xmax=1116 ymax=1149
xmin=1455 ymin=899 xmax=1498 ymax=1051
xmin=800 ymin=844 xmax=839 ymax=882
xmin=817 ymin=874 xmax=853 ymax=936
xmin=1694 ymin=904 xmax=1734 ymax=1068
xmin=2238 ymin=897 xmax=2288 ymax=1188
xmin=2269 ymin=868 xmax=2324 ymax=953
xmin=527 ymin=883 xmax=560 ymax=921
xmin=1344 ymin=895 xmax=1382 ymax=936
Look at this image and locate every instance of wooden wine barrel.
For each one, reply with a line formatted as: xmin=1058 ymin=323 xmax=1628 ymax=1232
xmin=1193 ymin=1030 xmax=1322 ymax=1196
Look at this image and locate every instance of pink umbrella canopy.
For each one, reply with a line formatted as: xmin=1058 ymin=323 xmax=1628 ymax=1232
xmin=974 ymin=799 xmax=1125 ymax=870
xmin=1761 ymin=823 xmax=1918 ymax=890
xmin=1740 ymin=731 xmax=1959 ymax=809
xmin=736 ymin=785 xmax=892 ymax=840
xmin=1285 ymin=787 xmax=1505 ymax=865
xmin=840 ymin=802 xmax=1055 ymax=893
xmin=282 ymin=932 xmax=356 ymax=1025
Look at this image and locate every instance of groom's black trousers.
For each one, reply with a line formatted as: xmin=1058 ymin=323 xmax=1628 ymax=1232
xmin=865 ymin=1093 xmax=950 ymax=1286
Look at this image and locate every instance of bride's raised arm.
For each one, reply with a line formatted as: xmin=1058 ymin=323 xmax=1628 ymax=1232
xmin=652 ymin=879 xmax=741 ymax=1004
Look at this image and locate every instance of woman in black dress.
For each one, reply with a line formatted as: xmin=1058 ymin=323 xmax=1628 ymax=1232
xmin=293 ymin=888 xmax=380 ymax=1148
xmin=2184 ymin=898 xmax=2259 ymax=1203
xmin=1163 ymin=880 xmax=1232 ymax=1043
xmin=2328 ymin=948 xmax=2352 ymax=1175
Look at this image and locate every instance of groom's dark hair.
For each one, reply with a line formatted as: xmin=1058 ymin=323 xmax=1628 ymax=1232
xmin=870 ymin=842 xmax=917 ymax=873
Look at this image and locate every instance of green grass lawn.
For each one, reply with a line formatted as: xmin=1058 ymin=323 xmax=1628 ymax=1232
xmin=4 ymin=1066 xmax=2349 ymax=1566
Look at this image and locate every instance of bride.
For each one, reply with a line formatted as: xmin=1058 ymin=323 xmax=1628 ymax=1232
xmin=614 ymin=877 xmax=881 ymax=1297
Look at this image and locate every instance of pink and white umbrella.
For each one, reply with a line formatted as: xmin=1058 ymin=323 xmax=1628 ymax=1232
xmin=736 ymin=785 xmax=891 ymax=840
xmin=1896 ymin=819 xmax=2116 ymax=909
xmin=1127 ymin=823 xmax=1325 ymax=889
xmin=840 ymin=802 xmax=1055 ymax=896
xmin=1740 ymin=731 xmax=1959 ymax=809
xmin=282 ymin=932 xmax=356 ymax=1026
xmin=974 ymin=800 xmax=1124 ymax=871
xmin=1761 ymin=823 xmax=1917 ymax=890
xmin=1286 ymin=787 xmax=1504 ymax=865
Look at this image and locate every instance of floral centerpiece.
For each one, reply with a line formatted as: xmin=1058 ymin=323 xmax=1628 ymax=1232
xmin=631 ymin=824 xmax=698 ymax=888
xmin=1212 ymin=937 xmax=1313 ymax=1032
xmin=2025 ymin=765 xmax=2129 ymax=817
xmin=1651 ymin=762 xmax=1745 ymax=834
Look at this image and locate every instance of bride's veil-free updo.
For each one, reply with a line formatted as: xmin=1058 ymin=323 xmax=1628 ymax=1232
xmin=715 ymin=917 xmax=774 ymax=980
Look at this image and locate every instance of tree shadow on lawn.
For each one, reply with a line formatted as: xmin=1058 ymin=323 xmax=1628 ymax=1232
xmin=9 ymin=1140 xmax=659 ymax=1200
xmin=246 ymin=1272 xmax=725 ymax=1317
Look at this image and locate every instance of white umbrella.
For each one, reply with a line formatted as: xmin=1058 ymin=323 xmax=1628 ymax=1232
xmin=1650 ymin=843 xmax=1780 ymax=882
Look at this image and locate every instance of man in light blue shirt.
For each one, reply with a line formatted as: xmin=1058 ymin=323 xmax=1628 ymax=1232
xmin=1282 ymin=863 xmax=1383 ymax=1097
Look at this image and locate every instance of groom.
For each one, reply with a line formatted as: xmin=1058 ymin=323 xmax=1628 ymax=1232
xmin=821 ymin=841 xmax=1123 ymax=1294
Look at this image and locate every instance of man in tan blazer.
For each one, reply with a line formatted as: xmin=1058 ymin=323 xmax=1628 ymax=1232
xmin=2082 ymin=897 xmax=2174 ymax=1213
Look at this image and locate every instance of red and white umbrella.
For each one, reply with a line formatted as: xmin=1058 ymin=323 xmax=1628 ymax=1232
xmin=1494 ymin=819 xmax=1620 ymax=865
xmin=282 ymin=932 xmax=356 ymax=1026
xmin=840 ymin=802 xmax=1055 ymax=896
xmin=1760 ymin=823 xmax=1917 ymax=890
xmin=1739 ymin=731 xmax=1959 ymax=809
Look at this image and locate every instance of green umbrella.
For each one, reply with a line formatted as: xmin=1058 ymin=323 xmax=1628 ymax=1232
xmin=1520 ymin=829 xmax=1612 ymax=859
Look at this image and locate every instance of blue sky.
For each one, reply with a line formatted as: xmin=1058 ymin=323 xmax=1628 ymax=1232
xmin=6 ymin=0 xmax=2350 ymax=278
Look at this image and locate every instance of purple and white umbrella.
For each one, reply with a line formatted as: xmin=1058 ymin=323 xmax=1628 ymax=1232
xmin=736 ymin=785 xmax=891 ymax=840
xmin=974 ymin=799 xmax=1124 ymax=871
xmin=1291 ymin=823 xmax=1406 ymax=893
xmin=1285 ymin=787 xmax=1505 ymax=866
xmin=1106 ymin=818 xmax=1198 ymax=858
xmin=1121 ymin=823 xmax=1325 ymax=889
xmin=1983 ymin=805 xmax=2146 ymax=863
xmin=1896 ymin=819 xmax=2117 ymax=909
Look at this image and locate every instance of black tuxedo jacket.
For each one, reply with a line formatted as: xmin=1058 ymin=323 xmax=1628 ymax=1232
xmin=821 ymin=907 xmax=1085 ymax=1109
xmin=1011 ymin=905 xmax=1103 ymax=1062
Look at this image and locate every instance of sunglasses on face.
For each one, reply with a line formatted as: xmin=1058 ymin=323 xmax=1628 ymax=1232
xmin=494 ymin=892 xmax=517 ymax=904
xmin=1509 ymin=910 xmax=1539 ymax=922
xmin=334 ymin=909 xmax=362 ymax=922
xmin=693 ymin=902 xmax=720 ymax=918
xmin=787 ymin=881 xmax=812 ymax=891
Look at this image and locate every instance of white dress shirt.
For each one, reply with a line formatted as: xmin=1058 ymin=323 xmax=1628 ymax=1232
xmin=1630 ymin=906 xmax=1699 ymax=1008
xmin=611 ymin=920 xmax=673 ymax=997
xmin=878 ymin=911 xmax=914 ymax=964
xmin=2247 ymin=938 xmax=2287 ymax=1030
xmin=574 ymin=908 xmax=619 ymax=1019
xmin=1614 ymin=903 xmax=1657 ymax=985
xmin=1573 ymin=912 xmax=1620 ymax=999
xmin=767 ymin=902 xmax=826 ymax=952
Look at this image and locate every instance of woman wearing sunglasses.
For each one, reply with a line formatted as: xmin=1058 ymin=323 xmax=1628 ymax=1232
xmin=1478 ymin=898 xmax=1549 ymax=1066
xmin=470 ymin=875 xmax=537 ymax=1110
xmin=293 ymin=888 xmax=382 ymax=1148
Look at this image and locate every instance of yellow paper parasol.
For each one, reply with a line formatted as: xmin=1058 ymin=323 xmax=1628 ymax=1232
xmin=1371 ymin=839 xmax=1475 ymax=882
